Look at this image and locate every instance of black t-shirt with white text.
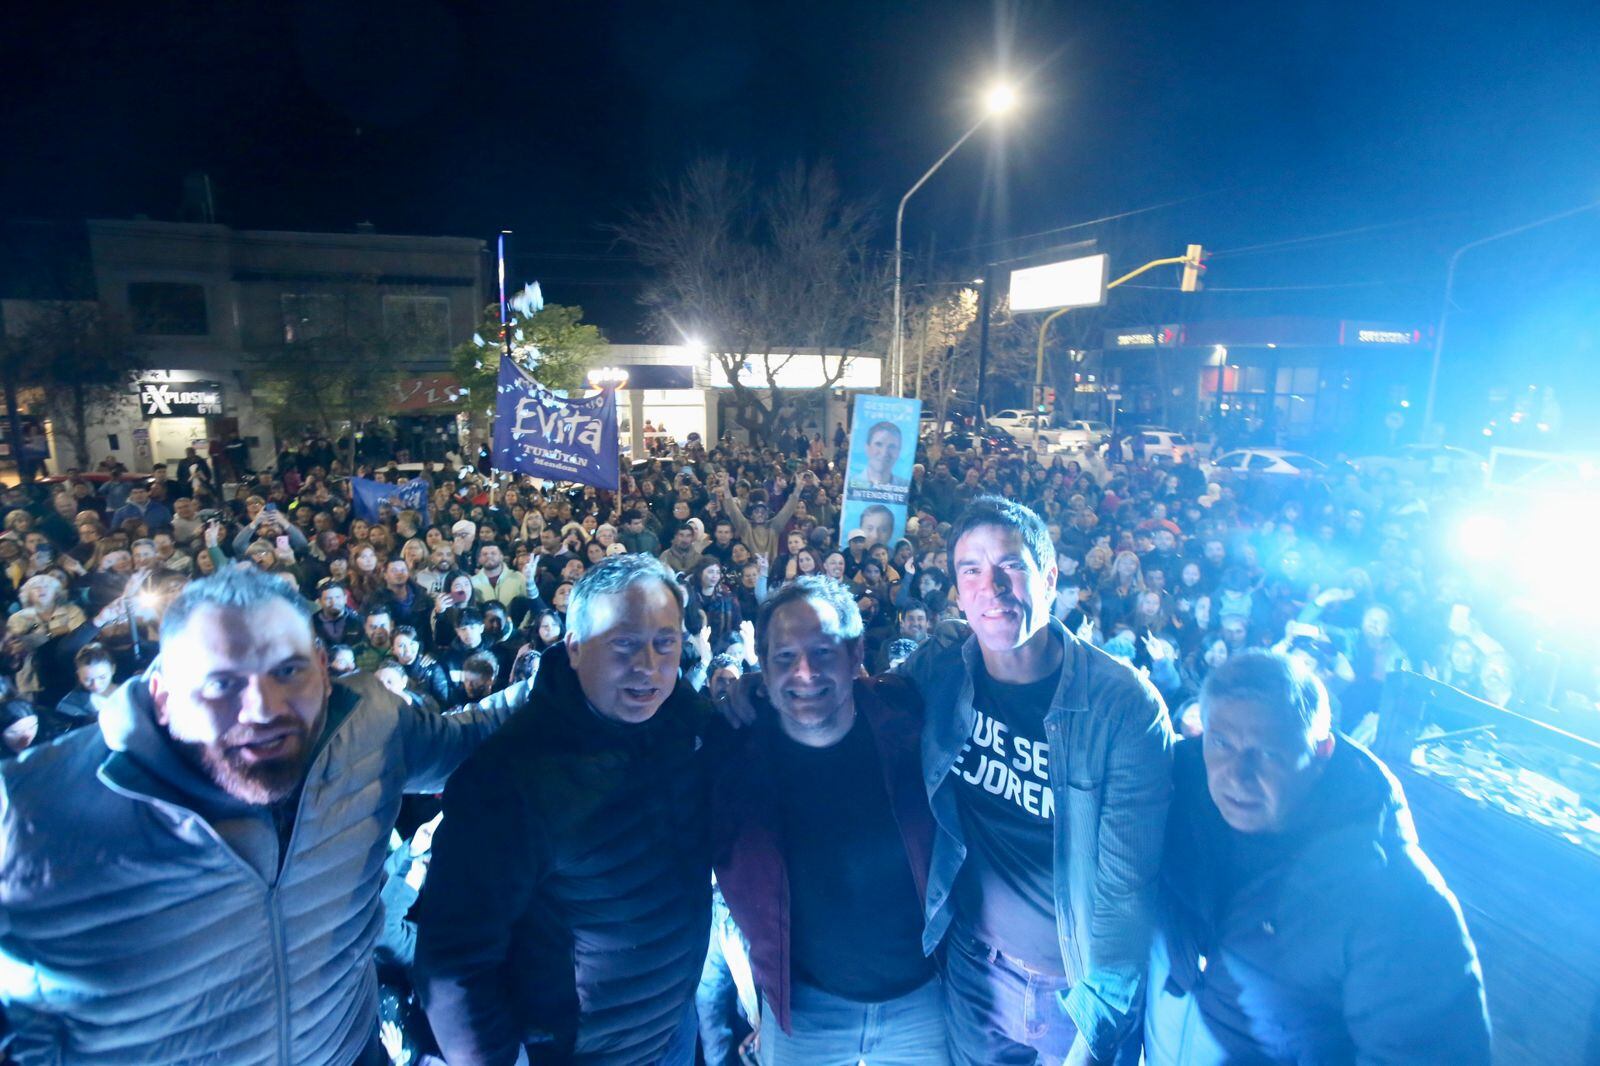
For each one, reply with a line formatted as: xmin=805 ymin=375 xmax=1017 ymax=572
xmin=949 ymin=662 xmax=1065 ymax=972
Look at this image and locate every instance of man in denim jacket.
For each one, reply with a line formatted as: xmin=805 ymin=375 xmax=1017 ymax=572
xmin=897 ymin=496 xmax=1174 ymax=1064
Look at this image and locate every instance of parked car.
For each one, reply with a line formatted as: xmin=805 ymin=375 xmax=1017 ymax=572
xmin=1205 ymin=448 xmax=1327 ymax=480
xmin=1052 ymin=419 xmax=1111 ymax=451
xmin=1350 ymin=443 xmax=1487 ymax=485
xmin=940 ymin=425 xmax=1019 ymax=454
xmin=1103 ymin=428 xmax=1194 ymax=463
xmin=989 ymin=409 xmax=1050 ymax=432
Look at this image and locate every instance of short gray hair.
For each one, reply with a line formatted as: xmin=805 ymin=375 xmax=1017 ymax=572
xmin=160 ymin=565 xmax=312 ymax=644
xmin=1200 ymin=649 xmax=1332 ymax=742
xmin=566 ymin=553 xmax=684 ymax=641
xmin=755 ymin=576 xmax=863 ymax=663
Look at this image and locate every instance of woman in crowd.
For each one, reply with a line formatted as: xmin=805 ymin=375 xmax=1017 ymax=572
xmin=686 ymin=557 xmax=741 ymax=654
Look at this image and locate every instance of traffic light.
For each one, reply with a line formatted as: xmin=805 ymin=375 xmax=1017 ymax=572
xmin=1181 ymin=243 xmax=1206 ymax=293
xmin=1044 ymin=386 xmax=1056 ymax=406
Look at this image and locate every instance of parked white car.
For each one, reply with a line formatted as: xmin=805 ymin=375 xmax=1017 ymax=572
xmin=989 ymin=408 xmax=1048 ymax=431
xmin=1205 ymin=448 xmax=1326 ymax=480
xmin=1104 ymin=429 xmax=1194 ymax=463
xmin=1350 ymin=444 xmax=1487 ymax=484
xmin=1052 ymin=420 xmax=1111 ymax=450
xmin=989 ymin=410 xmax=1061 ymax=449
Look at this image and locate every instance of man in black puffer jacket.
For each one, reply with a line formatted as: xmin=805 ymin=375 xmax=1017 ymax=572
xmin=414 ymin=554 xmax=712 ymax=1066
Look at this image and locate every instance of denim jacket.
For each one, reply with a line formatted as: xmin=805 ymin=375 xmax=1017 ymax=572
xmin=900 ymin=618 xmax=1174 ymax=1057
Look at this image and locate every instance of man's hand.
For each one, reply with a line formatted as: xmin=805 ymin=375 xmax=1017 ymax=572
xmin=737 ymin=620 xmax=759 ymax=665
xmin=410 ymin=811 xmax=444 ymax=857
xmin=715 ymin=671 xmax=761 ymax=728
xmin=379 ymin=1020 xmax=410 ymax=1065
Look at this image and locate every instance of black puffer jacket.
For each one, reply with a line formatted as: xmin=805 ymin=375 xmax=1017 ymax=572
xmin=414 ymin=643 xmax=713 ymax=1065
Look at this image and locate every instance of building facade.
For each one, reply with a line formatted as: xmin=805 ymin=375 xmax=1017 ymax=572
xmin=1089 ymin=317 xmax=1430 ymax=449
xmin=57 ymin=219 xmax=484 ymax=470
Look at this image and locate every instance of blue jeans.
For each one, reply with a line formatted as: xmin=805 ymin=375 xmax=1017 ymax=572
xmin=697 ymin=890 xmax=752 ymax=1065
xmin=943 ymin=929 xmax=1078 ymax=1065
xmin=757 ymin=978 xmax=949 ymax=1066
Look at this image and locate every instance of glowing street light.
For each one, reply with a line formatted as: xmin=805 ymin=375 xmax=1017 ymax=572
xmin=983 ymin=83 xmax=1018 ymax=115
xmin=587 ymin=366 xmax=630 ymax=391
xmin=891 ymin=82 xmax=1019 ymax=397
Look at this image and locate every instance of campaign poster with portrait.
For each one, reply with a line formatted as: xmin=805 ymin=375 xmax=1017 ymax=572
xmin=839 ymin=393 xmax=921 ymax=550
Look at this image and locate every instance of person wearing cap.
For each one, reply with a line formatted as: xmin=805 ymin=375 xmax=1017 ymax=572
xmin=717 ymin=470 xmax=814 ymax=565
xmin=843 ymin=527 xmax=871 ymax=578
xmin=659 ymin=524 xmax=704 ymax=577
xmin=450 ymin=520 xmax=479 ymax=570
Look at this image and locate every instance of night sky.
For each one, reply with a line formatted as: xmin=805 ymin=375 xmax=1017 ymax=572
xmin=5 ymin=0 xmax=1600 ymax=424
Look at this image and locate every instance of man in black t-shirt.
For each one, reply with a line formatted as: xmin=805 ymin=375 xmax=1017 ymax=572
xmin=897 ymin=496 xmax=1173 ymax=1066
xmin=712 ymin=576 xmax=945 ymax=1064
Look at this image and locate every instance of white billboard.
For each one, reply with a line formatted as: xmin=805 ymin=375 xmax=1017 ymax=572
xmin=1008 ymin=253 xmax=1110 ymax=313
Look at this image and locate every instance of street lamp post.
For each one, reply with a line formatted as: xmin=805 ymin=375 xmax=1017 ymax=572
xmin=1422 ymin=201 xmax=1600 ymax=436
xmin=890 ymin=84 xmax=1015 ymax=398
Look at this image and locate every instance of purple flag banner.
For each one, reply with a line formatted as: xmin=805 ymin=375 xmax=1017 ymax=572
xmin=491 ymin=359 xmax=619 ymax=490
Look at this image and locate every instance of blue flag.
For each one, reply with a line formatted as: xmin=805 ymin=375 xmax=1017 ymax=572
xmin=491 ymin=359 xmax=619 ymax=490
xmin=351 ymin=475 xmax=431 ymax=524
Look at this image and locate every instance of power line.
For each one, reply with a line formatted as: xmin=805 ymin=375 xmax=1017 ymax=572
xmin=939 ymin=190 xmax=1231 ymax=259
xmin=1119 ymin=279 xmax=1430 ymax=292
xmin=1206 ymin=215 xmax=1448 ymax=260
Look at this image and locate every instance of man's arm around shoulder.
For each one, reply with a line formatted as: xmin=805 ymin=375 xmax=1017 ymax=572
xmin=395 ymin=676 xmax=531 ymax=794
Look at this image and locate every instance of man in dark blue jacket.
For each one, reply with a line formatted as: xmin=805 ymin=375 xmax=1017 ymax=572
xmin=1143 ymin=650 xmax=1491 ymax=1065
xmin=414 ymin=554 xmax=712 ymax=1066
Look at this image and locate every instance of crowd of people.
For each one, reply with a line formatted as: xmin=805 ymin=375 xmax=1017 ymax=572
xmin=0 ymin=420 xmax=1502 ymax=1065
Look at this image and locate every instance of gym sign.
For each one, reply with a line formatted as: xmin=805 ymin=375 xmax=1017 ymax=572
xmin=137 ymin=379 xmax=225 ymax=417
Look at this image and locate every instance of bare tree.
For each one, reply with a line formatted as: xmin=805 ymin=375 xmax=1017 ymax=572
xmin=621 ymin=159 xmax=885 ymax=446
xmin=898 ymin=285 xmax=981 ymax=428
xmin=2 ymin=301 xmax=142 ymax=470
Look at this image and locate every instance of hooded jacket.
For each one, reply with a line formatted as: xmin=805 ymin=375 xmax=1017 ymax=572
xmin=413 ymin=643 xmax=713 ymax=1066
xmin=1143 ymin=738 xmax=1491 ymax=1066
xmin=0 ymin=671 xmax=521 ymax=1065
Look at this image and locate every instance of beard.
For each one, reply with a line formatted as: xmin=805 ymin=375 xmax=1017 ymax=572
xmin=178 ymin=712 xmax=323 ymax=806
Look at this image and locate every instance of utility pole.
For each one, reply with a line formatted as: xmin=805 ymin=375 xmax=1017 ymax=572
xmin=1423 ymin=203 xmax=1599 ymax=436
xmin=497 ymin=230 xmax=513 ymax=366
xmin=974 ymin=265 xmax=994 ymax=422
